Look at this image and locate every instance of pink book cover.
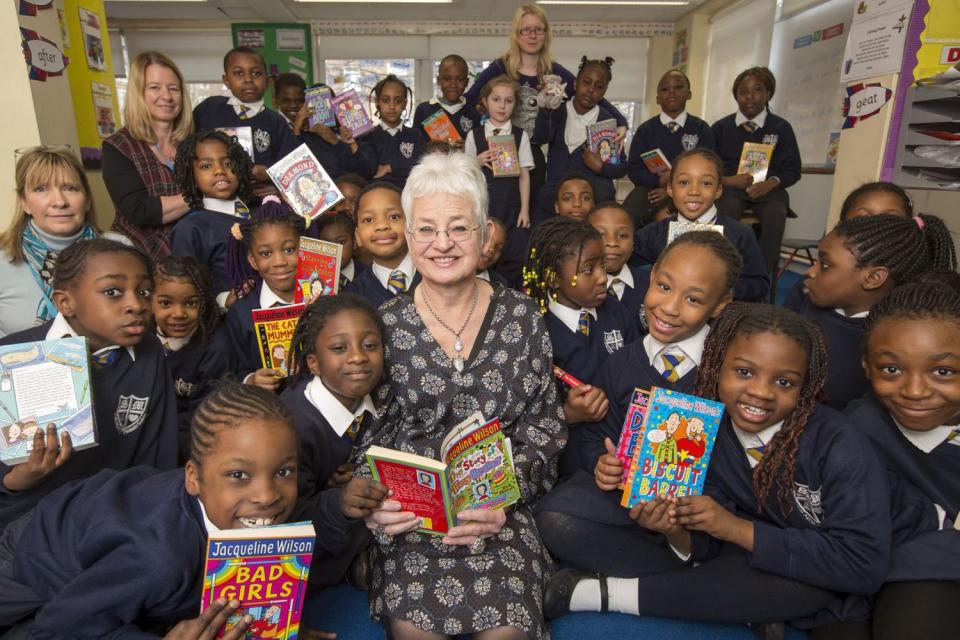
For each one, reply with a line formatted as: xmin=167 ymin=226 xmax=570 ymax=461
xmin=331 ymin=88 xmax=375 ymax=137
xmin=614 ymin=388 xmax=651 ymax=488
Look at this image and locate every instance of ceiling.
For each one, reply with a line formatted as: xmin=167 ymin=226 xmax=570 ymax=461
xmin=104 ymin=0 xmax=707 ymax=25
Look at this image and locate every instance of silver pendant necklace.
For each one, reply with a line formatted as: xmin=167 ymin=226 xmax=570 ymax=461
xmin=420 ymin=282 xmax=480 ymax=372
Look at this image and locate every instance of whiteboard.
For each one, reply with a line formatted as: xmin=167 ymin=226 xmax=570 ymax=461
xmin=769 ymin=0 xmax=854 ymax=166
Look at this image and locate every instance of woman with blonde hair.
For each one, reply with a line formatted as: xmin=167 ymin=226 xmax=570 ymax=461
xmin=102 ymin=51 xmax=193 ymax=260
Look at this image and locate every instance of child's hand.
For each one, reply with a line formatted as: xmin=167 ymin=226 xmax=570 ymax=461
xmin=516 ymin=208 xmax=531 ymax=229
xmin=670 ymin=495 xmax=755 ymax=551
xmin=658 ymin=171 xmax=671 ymax=187
xmin=365 ymin=497 xmax=421 ymax=536
xmin=593 ymin=437 xmax=622 ymax=491
xmin=476 ymin=149 xmax=495 ymax=170
xmin=728 ymin=172 xmax=754 ymax=190
xmin=582 ymin=148 xmax=603 ymax=173
xmin=563 ymin=384 xmax=609 ymax=424
xmin=338 ymin=127 xmax=359 ymax=153
xmin=164 ymin=598 xmax=251 ymax=639
xmin=251 ymin=165 xmax=269 ymax=183
xmin=647 ymin=187 xmax=668 ymax=204
xmin=310 ymin=123 xmax=340 ymax=145
xmin=340 ymin=477 xmax=389 ymax=519
xmin=745 ymin=178 xmax=777 ymax=200
xmin=247 ymin=368 xmax=284 ymax=392
xmin=293 ymin=104 xmax=312 ymax=136
xmin=326 ymin=463 xmax=354 ymax=488
xmin=374 ymin=164 xmax=391 ymax=179
xmin=3 ymin=425 xmax=72 ymax=492
xmin=615 ymin=126 xmax=628 ymax=147
xmin=630 ymin=497 xmax=680 ymax=534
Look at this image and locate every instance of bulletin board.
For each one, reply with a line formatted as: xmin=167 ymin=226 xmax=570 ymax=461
xmin=63 ymin=0 xmax=120 ymax=169
xmin=231 ymin=23 xmax=314 ymax=102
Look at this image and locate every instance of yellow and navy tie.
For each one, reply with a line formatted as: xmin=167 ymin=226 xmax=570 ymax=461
xmin=344 ymin=413 xmax=366 ymax=443
xmin=666 ymin=121 xmax=680 ymax=134
xmin=746 ymin=443 xmax=766 ymax=463
xmin=91 ymin=349 xmax=120 ymax=369
xmin=387 ymin=270 xmax=407 ymax=294
xmin=740 ymin=121 xmax=758 ymax=134
xmin=234 ymin=200 xmax=250 ymax=218
xmin=946 ymin=429 xmax=960 ymax=445
xmin=608 ymin=277 xmax=622 ymax=295
xmin=577 ymin=310 xmax=591 ymax=336
xmin=661 ymin=352 xmax=686 ymax=383
xmin=238 ymin=104 xmax=251 ymax=120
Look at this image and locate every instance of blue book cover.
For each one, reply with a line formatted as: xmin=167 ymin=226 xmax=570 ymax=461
xmin=621 ymin=387 xmax=724 ymax=507
xmin=305 ymin=85 xmax=335 ymax=128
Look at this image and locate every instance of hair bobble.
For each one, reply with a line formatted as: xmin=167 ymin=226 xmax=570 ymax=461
xmin=915 ymin=215 xmax=925 ymax=229
xmin=262 ymin=194 xmax=282 ymax=205
xmin=230 ymin=223 xmax=243 ymax=241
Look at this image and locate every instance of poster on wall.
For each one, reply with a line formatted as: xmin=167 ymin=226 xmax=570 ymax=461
xmin=78 ymin=7 xmax=106 ymax=71
xmin=912 ymin=0 xmax=960 ymax=83
xmin=231 ymin=23 xmax=314 ymax=101
xmin=20 ymin=28 xmax=68 ymax=82
xmin=91 ymin=81 xmax=116 ymax=138
xmin=19 ymin=0 xmax=54 ymax=17
xmin=842 ymin=82 xmax=893 ymax=128
xmin=840 ymin=0 xmax=914 ymax=82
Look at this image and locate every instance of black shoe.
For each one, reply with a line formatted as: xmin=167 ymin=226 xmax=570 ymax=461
xmin=543 ymin=568 xmax=607 ymax=619
xmin=346 ymin=551 xmax=369 ymax=590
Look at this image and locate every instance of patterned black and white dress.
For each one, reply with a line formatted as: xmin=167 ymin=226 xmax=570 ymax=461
xmin=355 ymin=286 xmax=566 ymax=638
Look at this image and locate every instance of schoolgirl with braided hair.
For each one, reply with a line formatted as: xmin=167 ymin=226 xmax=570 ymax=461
xmin=220 ymin=197 xmax=306 ymax=391
xmin=544 ymin=303 xmax=893 ymax=634
xmin=784 ymin=212 xmax=957 ymax=410
xmin=358 ymin=74 xmax=422 ymax=190
xmin=531 ymin=56 xmax=627 ymax=225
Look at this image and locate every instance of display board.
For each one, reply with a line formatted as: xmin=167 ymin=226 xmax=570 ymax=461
xmin=231 ymin=23 xmax=313 ymax=102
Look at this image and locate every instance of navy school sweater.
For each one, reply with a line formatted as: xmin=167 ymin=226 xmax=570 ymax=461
xmin=344 ymin=266 xmax=421 ymax=310
xmin=169 ymin=209 xmax=237 ymax=297
xmin=358 ymin=125 xmax=423 ymax=190
xmin=711 ymin=111 xmax=801 ymax=189
xmin=9 ymin=465 xmax=355 ymax=639
xmin=192 ymin=97 xmax=299 ymax=168
xmin=610 ymin=264 xmax=650 ymax=335
xmin=631 ymin=213 xmax=770 ymax=302
xmin=472 ymin=124 xmax=525 ymax=226
xmin=413 ymin=100 xmax=480 ymax=141
xmin=783 ymin=281 xmax=869 ymax=410
xmin=299 ymin=130 xmax=376 ymax=179
xmin=627 ymin=114 xmax=715 ymax=188
xmin=0 ymin=324 xmax=177 ymax=531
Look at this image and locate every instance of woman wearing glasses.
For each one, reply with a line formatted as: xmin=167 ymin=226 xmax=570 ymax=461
xmin=357 ymin=151 xmax=565 ymax=640
xmin=465 ymin=4 xmax=628 ymax=214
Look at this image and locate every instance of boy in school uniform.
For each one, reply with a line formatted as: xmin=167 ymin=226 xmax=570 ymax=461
xmin=312 ymin=211 xmax=367 ymax=290
xmin=477 ymin=218 xmax=510 ymax=287
xmin=413 ymin=54 xmax=480 ymax=144
xmin=587 ymin=203 xmax=648 ymax=331
xmin=273 ymin=72 xmax=307 ymax=129
xmin=624 ymin=69 xmax=715 ymax=229
xmin=193 ymin=46 xmax=300 ymax=189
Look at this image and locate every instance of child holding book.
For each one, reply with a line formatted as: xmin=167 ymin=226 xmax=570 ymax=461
xmin=712 ymin=66 xmax=801 ymax=272
xmin=152 ymin=256 xmax=232 ymax=459
xmin=345 ymin=182 xmax=420 ymax=307
xmin=313 ymin=210 xmax=366 ymax=289
xmin=587 ymin=202 xmax=647 ymax=330
xmin=477 ymin=217 xmax=510 ymax=287
xmin=273 ymin=72 xmax=306 ymax=128
xmin=522 ymin=216 xmax=639 ymax=475
xmin=625 ymin=69 xmax=715 ymax=228
xmin=361 ymin=75 xmax=422 ymax=190
xmin=293 ymin=85 xmax=375 ymax=182
xmin=632 ymin=148 xmax=769 ymax=302
xmin=553 ymin=172 xmax=595 ymax=221
xmin=839 ymin=181 xmax=913 ymax=221
xmin=0 ymin=378 xmax=388 ymax=638
xmin=843 ymin=277 xmax=960 ymax=639
xmin=546 ymin=304 xmax=893 ymax=634
xmin=784 ymin=213 xmax=956 ymax=410
xmin=170 ymin=129 xmax=253 ymax=309
xmin=465 ymin=74 xmax=534 ymax=287
xmin=0 ymin=239 xmax=177 ymax=532
xmin=221 ymin=198 xmax=306 ymax=390
xmin=532 ymin=57 xmax=627 ymax=224
xmin=193 ymin=47 xmax=299 ymax=192
xmin=535 ymin=231 xmax=740 ymax=574
xmin=413 ymin=54 xmax=479 ymax=144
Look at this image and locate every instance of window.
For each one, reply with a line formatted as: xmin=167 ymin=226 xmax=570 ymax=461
xmin=325 ymin=59 xmax=416 ymax=124
xmin=610 ymin=100 xmax=640 ymax=149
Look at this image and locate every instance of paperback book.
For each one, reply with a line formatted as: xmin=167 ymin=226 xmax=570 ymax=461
xmin=0 ymin=337 xmax=97 ymax=465
xmin=331 ymin=88 xmax=375 ymax=137
xmin=639 ymin=148 xmax=671 ymax=175
xmin=252 ymin=304 xmax=307 ymax=376
xmin=267 ymin=144 xmax=344 ymax=219
xmin=422 ymin=109 xmax=462 ymax=142
xmin=305 ymin=85 xmax=336 ymax=128
xmin=488 ymin=135 xmax=521 ymax=177
xmin=297 ymin=237 xmax=341 ymax=300
xmin=586 ymin=118 xmax=620 ymax=165
xmin=365 ymin=412 xmax=521 ymax=535
xmin=621 ymin=387 xmax=725 ymax=507
xmin=201 ymin=522 xmax=315 ymax=639
xmin=666 ymin=220 xmax=724 ymax=244
xmin=217 ymin=126 xmax=254 ymax=160
xmin=614 ymin=388 xmax=652 ymax=488
xmin=737 ymin=142 xmax=774 ymax=182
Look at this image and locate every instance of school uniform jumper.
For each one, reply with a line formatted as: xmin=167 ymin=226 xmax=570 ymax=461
xmin=607 ymin=264 xmax=650 ymax=335
xmin=300 ymin=130 xmax=376 ymax=179
xmin=193 ymin=97 xmax=299 ymax=169
xmin=169 ymin=206 xmax=241 ymax=299
xmin=358 ymin=124 xmax=423 ymax=190
xmin=344 ymin=256 xmax=421 ymax=310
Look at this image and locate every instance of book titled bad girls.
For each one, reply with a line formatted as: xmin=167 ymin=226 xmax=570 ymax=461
xmin=366 ymin=412 xmax=521 ymax=535
xmin=737 ymin=142 xmax=774 ymax=183
xmin=0 ymin=337 xmax=97 ymax=465
xmin=621 ymin=387 xmax=725 ymax=507
xmin=252 ymin=303 xmax=307 ymax=377
xmin=305 ymin=85 xmax=336 ymax=128
xmin=296 ymin=237 xmax=341 ymax=301
xmin=614 ymin=387 xmax=652 ymax=489
xmin=331 ymin=88 xmax=375 ymax=137
xmin=586 ymin=118 xmax=620 ymax=165
xmin=201 ymin=522 xmax=315 ymax=639
xmin=422 ymin=109 xmax=462 ymax=142
xmin=267 ymin=144 xmax=344 ymax=219
xmin=488 ymin=135 xmax=521 ymax=177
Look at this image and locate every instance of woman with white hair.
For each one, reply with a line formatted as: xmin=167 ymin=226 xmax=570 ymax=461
xmin=358 ymin=151 xmax=566 ymax=640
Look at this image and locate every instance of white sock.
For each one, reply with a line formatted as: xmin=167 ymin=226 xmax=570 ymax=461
xmin=608 ymin=577 xmax=640 ymax=615
xmin=569 ymin=578 xmax=601 ymax=612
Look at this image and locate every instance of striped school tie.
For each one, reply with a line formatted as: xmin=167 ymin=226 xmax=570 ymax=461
xmin=661 ymin=353 xmax=686 ymax=383
xmin=238 ymin=104 xmax=251 ymax=120
xmin=746 ymin=443 xmax=766 ymax=463
xmin=387 ymin=270 xmax=407 ymax=294
xmin=607 ymin=277 xmax=622 ymax=295
xmin=577 ymin=310 xmax=591 ymax=336
xmin=234 ymin=200 xmax=250 ymax=218
xmin=91 ymin=348 xmax=120 ymax=369
xmin=740 ymin=121 xmax=758 ymax=134
xmin=339 ymin=273 xmax=349 ymax=291
xmin=946 ymin=429 xmax=960 ymax=446
xmin=344 ymin=413 xmax=366 ymax=443
xmin=666 ymin=121 xmax=680 ymax=134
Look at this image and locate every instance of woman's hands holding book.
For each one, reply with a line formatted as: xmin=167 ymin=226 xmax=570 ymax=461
xmin=443 ymin=508 xmax=507 ymax=547
xmin=364 ymin=496 xmax=420 ymax=536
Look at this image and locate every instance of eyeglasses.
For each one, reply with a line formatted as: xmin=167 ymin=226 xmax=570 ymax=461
xmin=408 ymin=224 xmax=480 ymax=244
xmin=519 ymin=27 xmax=547 ymax=37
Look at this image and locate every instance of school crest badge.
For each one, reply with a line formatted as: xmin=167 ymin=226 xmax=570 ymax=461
xmin=603 ymin=329 xmax=625 ymax=354
xmin=114 ymin=394 xmax=149 ymax=435
xmin=460 ymin=116 xmax=474 ymax=132
xmin=762 ymin=134 xmax=779 ymax=148
xmin=174 ymin=378 xmax=196 ymax=398
xmin=254 ymin=129 xmax=271 ymax=153
xmin=638 ymin=305 xmax=649 ymax=332
xmin=793 ymin=482 xmax=823 ymax=526
xmin=681 ymin=134 xmax=699 ymax=151
xmin=399 ymin=142 xmax=415 ymax=159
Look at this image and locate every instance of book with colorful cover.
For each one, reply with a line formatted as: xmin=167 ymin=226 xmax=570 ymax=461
xmin=639 ymin=148 xmax=671 ymax=175
xmin=252 ymin=304 xmax=307 ymax=375
xmin=0 ymin=337 xmax=97 ymax=465
xmin=737 ymin=142 xmax=774 ymax=182
xmin=586 ymin=118 xmax=620 ymax=165
xmin=488 ymin=135 xmax=521 ymax=177
xmin=621 ymin=387 xmax=725 ymax=507
xmin=305 ymin=85 xmax=336 ymax=128
xmin=422 ymin=109 xmax=462 ymax=142
xmin=666 ymin=220 xmax=724 ymax=244
xmin=297 ymin=237 xmax=341 ymax=301
xmin=201 ymin=522 xmax=315 ymax=639
xmin=614 ymin=388 xmax=652 ymax=488
xmin=331 ymin=88 xmax=375 ymax=137
xmin=267 ymin=144 xmax=344 ymax=219
xmin=216 ymin=126 xmax=254 ymax=160
xmin=365 ymin=412 xmax=521 ymax=535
